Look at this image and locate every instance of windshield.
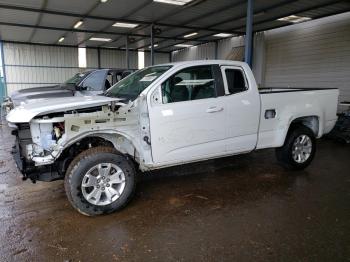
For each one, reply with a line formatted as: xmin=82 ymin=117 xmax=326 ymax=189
xmin=105 ymin=66 xmax=172 ymax=101
xmin=64 ymin=72 xmax=90 ymax=85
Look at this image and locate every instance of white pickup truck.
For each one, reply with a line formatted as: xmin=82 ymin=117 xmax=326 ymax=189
xmin=6 ymin=60 xmax=339 ymax=216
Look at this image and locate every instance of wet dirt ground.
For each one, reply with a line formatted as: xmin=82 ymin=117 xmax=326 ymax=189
xmin=0 ymin=120 xmax=349 ymax=262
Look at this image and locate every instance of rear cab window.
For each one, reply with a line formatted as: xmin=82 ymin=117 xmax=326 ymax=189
xmin=161 ymin=65 xmax=224 ymax=104
xmin=221 ymin=67 xmax=248 ymax=95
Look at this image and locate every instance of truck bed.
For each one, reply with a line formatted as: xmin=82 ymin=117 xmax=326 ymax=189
xmin=256 ymin=87 xmax=339 ymax=149
xmin=259 ymin=87 xmax=338 ymax=94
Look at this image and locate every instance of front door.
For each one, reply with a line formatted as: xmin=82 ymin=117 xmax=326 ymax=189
xmin=149 ymin=65 xmax=227 ymax=165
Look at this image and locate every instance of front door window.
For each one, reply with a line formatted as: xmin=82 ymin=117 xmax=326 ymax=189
xmin=161 ymin=66 xmax=216 ymax=104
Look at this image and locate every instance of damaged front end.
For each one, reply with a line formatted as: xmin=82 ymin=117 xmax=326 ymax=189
xmin=11 ymin=118 xmax=67 ymax=182
xmin=8 ymin=96 xmax=152 ymax=183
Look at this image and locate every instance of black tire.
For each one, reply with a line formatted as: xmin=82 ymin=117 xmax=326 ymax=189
xmin=64 ymin=147 xmax=136 ymax=216
xmin=275 ymin=125 xmax=316 ymax=170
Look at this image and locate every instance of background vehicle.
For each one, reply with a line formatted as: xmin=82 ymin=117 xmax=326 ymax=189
xmin=6 ymin=60 xmax=339 ymax=216
xmin=2 ymin=69 xmax=134 ymax=110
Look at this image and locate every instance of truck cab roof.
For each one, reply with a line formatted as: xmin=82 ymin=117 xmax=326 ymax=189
xmin=157 ymin=60 xmax=248 ymax=68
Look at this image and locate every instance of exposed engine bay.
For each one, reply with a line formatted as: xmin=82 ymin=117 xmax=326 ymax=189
xmin=11 ymin=97 xmax=152 ymax=182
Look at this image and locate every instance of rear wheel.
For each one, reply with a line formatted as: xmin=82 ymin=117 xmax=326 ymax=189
xmin=64 ymin=147 xmax=136 ymax=216
xmin=276 ymin=125 xmax=316 ymax=170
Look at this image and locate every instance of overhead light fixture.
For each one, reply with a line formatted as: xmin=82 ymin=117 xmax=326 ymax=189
xmin=58 ymin=37 xmax=65 ymax=43
xmin=149 ymin=44 xmax=159 ymax=48
xmin=153 ymin=0 xmax=193 ymax=6
xmin=113 ymin=22 xmax=139 ymax=28
xmin=89 ymin=37 xmax=112 ymax=42
xmin=184 ymin=32 xmax=198 ymax=38
xmin=277 ymin=15 xmax=311 ymax=23
xmin=175 ymin=44 xmax=193 ymax=48
xmin=73 ymin=20 xmax=83 ymax=29
xmin=213 ymin=33 xmax=232 ymax=38
xmin=100 ymin=0 xmax=108 ymax=2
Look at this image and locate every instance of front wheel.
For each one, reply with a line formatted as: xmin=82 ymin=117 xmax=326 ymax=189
xmin=64 ymin=147 xmax=136 ymax=216
xmin=276 ymin=126 xmax=316 ymax=170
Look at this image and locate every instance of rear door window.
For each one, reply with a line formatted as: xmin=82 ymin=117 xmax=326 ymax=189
xmin=224 ymin=69 xmax=247 ymax=94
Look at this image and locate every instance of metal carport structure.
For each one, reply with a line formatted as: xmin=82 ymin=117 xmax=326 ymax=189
xmin=0 ymin=0 xmax=349 ymax=99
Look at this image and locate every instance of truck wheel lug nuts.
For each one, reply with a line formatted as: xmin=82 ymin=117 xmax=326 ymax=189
xmin=106 ymin=184 xmax=110 ymax=187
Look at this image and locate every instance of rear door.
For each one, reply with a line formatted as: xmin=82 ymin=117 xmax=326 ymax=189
xmin=220 ymin=66 xmax=260 ymax=153
xmin=148 ymin=65 xmax=227 ymax=165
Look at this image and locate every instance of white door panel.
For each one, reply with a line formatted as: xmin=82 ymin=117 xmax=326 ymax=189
xmin=221 ymin=66 xmax=260 ymax=153
xmin=149 ymin=98 xmax=226 ymax=164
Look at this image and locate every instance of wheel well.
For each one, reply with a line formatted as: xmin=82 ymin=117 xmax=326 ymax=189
xmin=57 ymin=136 xmax=115 ymax=175
xmin=290 ymin=116 xmax=319 ymax=136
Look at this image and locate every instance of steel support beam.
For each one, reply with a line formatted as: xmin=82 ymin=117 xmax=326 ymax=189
xmin=169 ymin=52 xmax=172 ymax=63
xmin=244 ymin=0 xmax=254 ymax=67
xmin=136 ymin=0 xmax=296 ymax=51
xmin=0 ymin=22 xmax=209 ymax=43
xmin=81 ymin=0 xmax=154 ymax=49
xmin=1 ymin=40 xmax=170 ymax=54
xmin=150 ymin=24 xmax=155 ymax=66
xmin=0 ymin=4 xmax=238 ymax=35
xmin=150 ymin=0 xmax=345 ymax=53
xmin=0 ymin=0 xmax=345 ymax=54
xmin=231 ymin=0 xmax=343 ymax=31
xmin=126 ymin=36 xmax=130 ymax=70
xmin=0 ymin=41 xmax=8 ymax=100
xmin=214 ymin=41 xmax=219 ymax=59
xmin=97 ymin=47 xmax=101 ymax=69
xmin=122 ymin=0 xmax=246 ymax=50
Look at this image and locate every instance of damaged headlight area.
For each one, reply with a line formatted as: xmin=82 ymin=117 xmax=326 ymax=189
xmin=28 ymin=120 xmax=65 ymax=163
xmin=12 ymin=118 xmax=67 ymax=182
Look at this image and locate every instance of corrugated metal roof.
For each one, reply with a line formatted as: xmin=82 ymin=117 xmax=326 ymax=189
xmin=0 ymin=0 xmax=349 ymax=52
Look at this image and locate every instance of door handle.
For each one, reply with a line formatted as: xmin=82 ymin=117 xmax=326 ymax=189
xmin=206 ymin=106 xmax=224 ymax=113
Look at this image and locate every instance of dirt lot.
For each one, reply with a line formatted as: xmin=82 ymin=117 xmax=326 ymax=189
xmin=0 ymin=119 xmax=349 ymax=262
